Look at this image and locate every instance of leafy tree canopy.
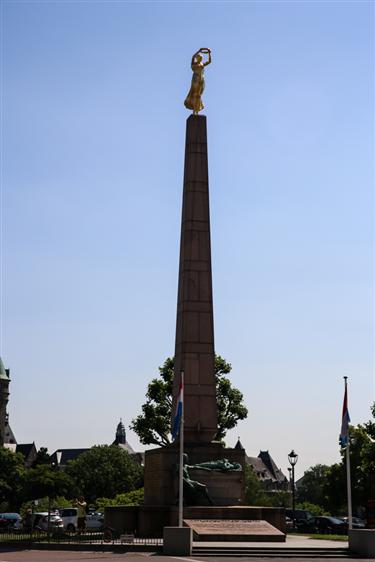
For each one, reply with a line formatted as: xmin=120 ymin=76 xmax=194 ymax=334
xmin=130 ymin=355 xmax=248 ymax=446
xmin=32 ymin=447 xmax=51 ymax=467
xmin=95 ymin=488 xmax=144 ymax=513
xmin=65 ymin=445 xmax=143 ymax=502
xmin=0 ymin=447 xmax=25 ymax=510
xmin=296 ymin=464 xmax=330 ymax=507
xmin=298 ymin=402 xmax=375 ymax=515
xmin=24 ymin=464 xmax=75 ymax=502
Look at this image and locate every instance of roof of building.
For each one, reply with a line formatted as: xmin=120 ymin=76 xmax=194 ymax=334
xmin=245 ymin=449 xmax=288 ymax=485
xmin=51 ymin=448 xmax=90 ymax=466
xmin=118 ymin=442 xmax=135 ymax=454
xmin=258 ymin=450 xmax=287 ymax=483
xmin=0 ymin=357 xmax=9 ymax=380
xmin=16 ymin=443 xmax=37 ymax=458
xmin=234 ymin=437 xmax=245 ymax=450
xmin=246 ymin=456 xmax=274 ymax=481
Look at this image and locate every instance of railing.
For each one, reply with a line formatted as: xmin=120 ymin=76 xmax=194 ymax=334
xmin=0 ymin=527 xmax=163 ymax=548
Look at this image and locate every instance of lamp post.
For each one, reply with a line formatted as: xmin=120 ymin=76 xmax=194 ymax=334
xmin=288 ymin=450 xmax=298 ymax=531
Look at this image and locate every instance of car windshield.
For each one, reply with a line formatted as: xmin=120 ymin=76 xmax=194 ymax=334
xmin=328 ymin=517 xmax=345 ymax=524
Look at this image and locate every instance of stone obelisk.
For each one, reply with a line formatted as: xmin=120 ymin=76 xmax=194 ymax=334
xmin=172 ymin=114 xmax=217 ymax=444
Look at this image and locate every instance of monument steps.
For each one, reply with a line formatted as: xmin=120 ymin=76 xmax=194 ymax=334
xmin=192 ymin=545 xmax=350 ymax=558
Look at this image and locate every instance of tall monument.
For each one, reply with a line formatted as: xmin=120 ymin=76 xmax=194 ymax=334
xmin=106 ymin=50 xmax=285 ymax=540
xmin=172 ymin=114 xmax=217 ymax=444
xmin=144 ymin=48 xmax=245 ymax=510
xmin=173 ymin=46 xmax=216 ymax=444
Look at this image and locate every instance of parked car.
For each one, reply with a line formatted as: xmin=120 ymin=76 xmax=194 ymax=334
xmin=0 ymin=513 xmax=21 ymax=529
xmin=285 ymin=509 xmax=315 ymax=532
xmin=14 ymin=512 xmax=63 ymax=532
xmin=341 ymin=516 xmax=365 ymax=529
xmin=86 ymin=513 xmax=104 ymax=531
xmin=314 ymin=516 xmax=348 ymax=534
xmin=59 ymin=508 xmax=103 ymax=532
xmin=285 ymin=516 xmax=294 ymax=531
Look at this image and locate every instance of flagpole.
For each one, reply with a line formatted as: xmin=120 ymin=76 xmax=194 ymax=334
xmin=344 ymin=376 xmax=353 ymax=531
xmin=178 ymin=370 xmax=184 ymax=528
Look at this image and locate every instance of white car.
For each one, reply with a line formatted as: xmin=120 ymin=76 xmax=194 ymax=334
xmin=59 ymin=508 xmax=103 ymax=532
xmin=14 ymin=512 xmax=63 ymax=532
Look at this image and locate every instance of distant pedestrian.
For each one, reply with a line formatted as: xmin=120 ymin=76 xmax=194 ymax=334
xmin=75 ymin=496 xmax=87 ymax=533
xmin=23 ymin=508 xmax=32 ymax=533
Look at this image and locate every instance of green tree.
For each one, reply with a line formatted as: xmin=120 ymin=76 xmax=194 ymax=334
xmin=0 ymin=447 xmax=25 ymax=510
xmin=296 ymin=464 xmax=331 ymax=507
xmin=244 ymin=465 xmax=291 ymax=507
xmin=323 ymin=403 xmax=375 ymax=514
xmin=65 ymin=445 xmax=143 ymax=502
xmin=244 ymin=464 xmax=268 ymax=505
xmin=130 ymin=355 xmax=248 ymax=446
xmin=20 ymin=496 xmax=72 ymax=515
xmin=95 ymin=488 xmax=144 ymax=513
xmin=295 ymin=501 xmax=329 ymax=516
xmin=32 ymin=447 xmax=51 ymax=467
xmin=24 ymin=465 xmax=75 ymax=502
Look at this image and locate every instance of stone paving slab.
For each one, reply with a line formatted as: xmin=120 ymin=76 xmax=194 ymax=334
xmin=0 ymin=554 xmax=366 ymax=562
xmin=185 ymin=519 xmax=285 ymax=542
xmin=194 ymin=535 xmax=349 ymax=549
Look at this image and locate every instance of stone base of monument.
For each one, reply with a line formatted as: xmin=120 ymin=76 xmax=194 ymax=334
xmin=349 ymin=529 xmax=375 ymax=558
xmin=163 ymin=526 xmax=192 ymax=555
xmin=184 ymin=518 xmax=285 ymax=542
xmin=105 ymin=505 xmax=286 ymax=539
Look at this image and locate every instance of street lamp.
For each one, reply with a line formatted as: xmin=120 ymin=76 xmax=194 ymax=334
xmin=288 ymin=450 xmax=298 ymax=531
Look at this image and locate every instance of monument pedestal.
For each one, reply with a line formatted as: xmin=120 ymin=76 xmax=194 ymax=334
xmin=104 ymin=505 xmax=286 ymax=539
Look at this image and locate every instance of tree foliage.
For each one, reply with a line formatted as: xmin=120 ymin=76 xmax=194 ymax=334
xmin=296 ymin=464 xmax=330 ymax=507
xmin=32 ymin=447 xmax=51 ymax=467
xmin=0 ymin=447 xmax=25 ymax=510
xmin=24 ymin=464 xmax=75 ymax=502
xmin=130 ymin=355 xmax=248 ymax=446
xmin=95 ymin=488 xmax=144 ymax=513
xmin=244 ymin=464 xmax=291 ymax=507
xmin=297 ymin=402 xmax=375 ymax=515
xmin=65 ymin=445 xmax=143 ymax=502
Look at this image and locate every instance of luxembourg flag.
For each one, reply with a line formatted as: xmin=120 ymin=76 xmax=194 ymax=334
xmin=339 ymin=381 xmax=350 ymax=446
xmin=172 ymin=377 xmax=183 ymax=441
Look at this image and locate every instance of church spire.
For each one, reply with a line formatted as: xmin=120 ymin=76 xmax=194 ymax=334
xmin=114 ymin=418 xmax=126 ymax=445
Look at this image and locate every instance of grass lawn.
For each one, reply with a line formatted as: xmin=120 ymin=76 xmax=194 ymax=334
xmin=289 ymin=533 xmax=348 ymax=541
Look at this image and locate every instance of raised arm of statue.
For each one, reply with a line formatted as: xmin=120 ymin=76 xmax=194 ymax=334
xmin=201 ymin=48 xmax=212 ymax=66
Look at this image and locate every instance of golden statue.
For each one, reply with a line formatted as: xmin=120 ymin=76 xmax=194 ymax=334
xmin=184 ymin=48 xmax=212 ymax=114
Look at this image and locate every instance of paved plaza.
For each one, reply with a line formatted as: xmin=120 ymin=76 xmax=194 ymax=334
xmin=0 ymin=535 xmax=368 ymax=562
xmin=0 ymin=553 xmax=370 ymax=562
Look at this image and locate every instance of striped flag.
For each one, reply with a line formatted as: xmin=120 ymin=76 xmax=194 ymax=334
xmin=172 ymin=378 xmax=183 ymax=441
xmin=339 ymin=381 xmax=350 ymax=446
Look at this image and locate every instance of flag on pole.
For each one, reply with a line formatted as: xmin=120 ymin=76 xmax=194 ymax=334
xmin=339 ymin=380 xmax=350 ymax=446
xmin=172 ymin=378 xmax=183 ymax=441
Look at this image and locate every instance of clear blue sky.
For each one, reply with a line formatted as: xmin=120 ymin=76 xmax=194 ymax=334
xmin=1 ymin=0 xmax=373 ymax=478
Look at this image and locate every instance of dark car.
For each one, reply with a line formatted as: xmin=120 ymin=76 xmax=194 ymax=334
xmin=285 ymin=509 xmax=316 ymax=532
xmin=314 ymin=516 xmax=348 ymax=534
xmin=341 ymin=516 xmax=365 ymax=529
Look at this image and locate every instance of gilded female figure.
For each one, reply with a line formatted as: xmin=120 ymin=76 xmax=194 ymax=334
xmin=184 ymin=48 xmax=212 ymax=114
